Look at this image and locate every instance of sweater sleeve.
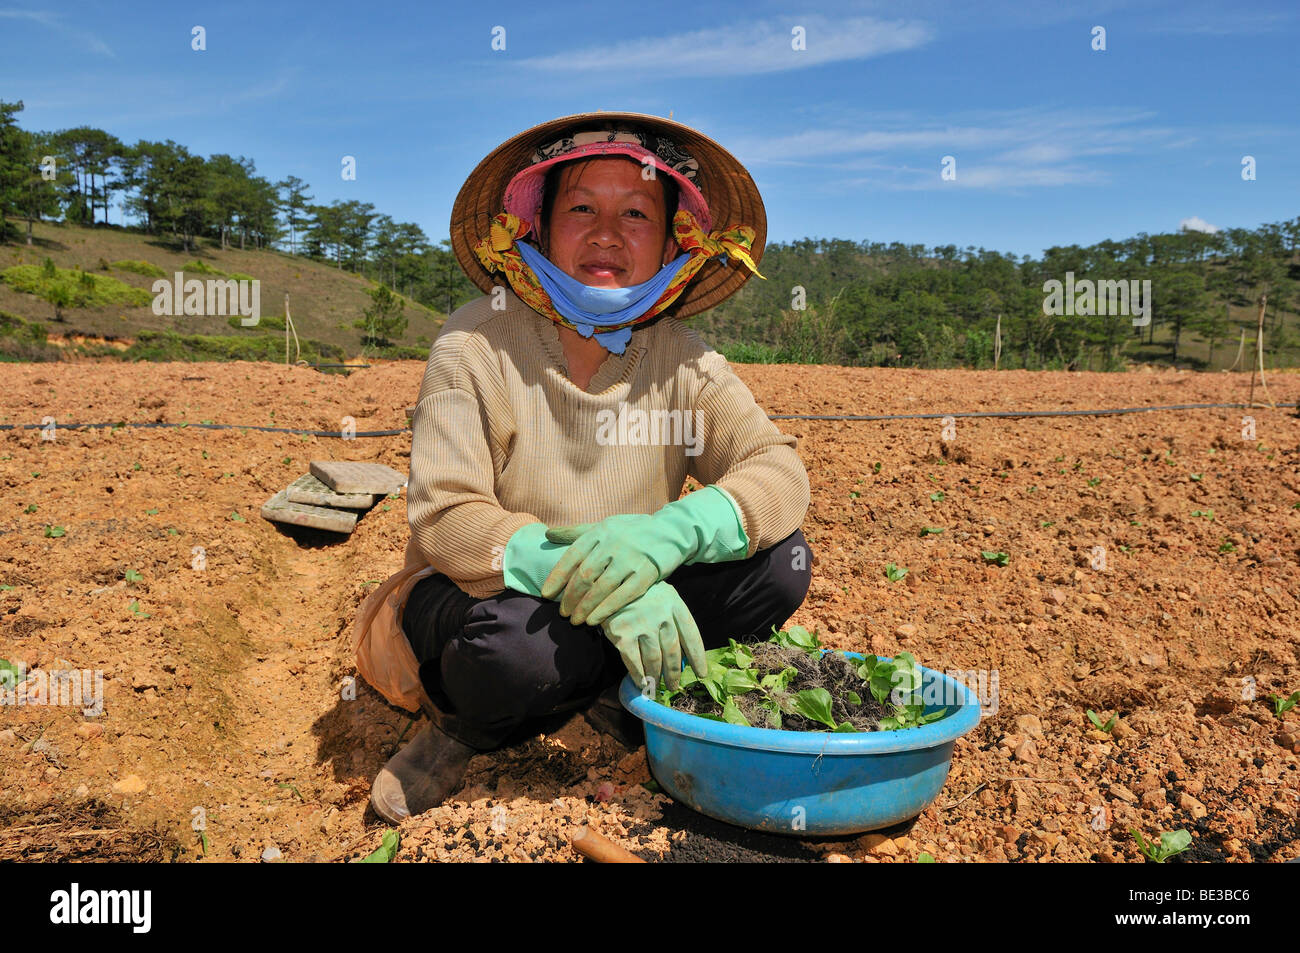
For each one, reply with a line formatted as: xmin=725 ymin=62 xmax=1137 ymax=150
xmin=406 ymin=322 xmax=541 ymax=599
xmin=686 ymin=357 xmax=811 ymax=559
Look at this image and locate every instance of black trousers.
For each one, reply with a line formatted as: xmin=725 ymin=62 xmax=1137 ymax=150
xmin=401 ymin=527 xmax=813 ymax=749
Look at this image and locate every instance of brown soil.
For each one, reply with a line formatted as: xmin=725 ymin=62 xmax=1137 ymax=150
xmin=1 ymin=360 xmax=1297 ymax=863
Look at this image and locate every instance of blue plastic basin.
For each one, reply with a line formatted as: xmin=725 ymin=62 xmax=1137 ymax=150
xmin=620 ymin=652 xmax=983 ymax=836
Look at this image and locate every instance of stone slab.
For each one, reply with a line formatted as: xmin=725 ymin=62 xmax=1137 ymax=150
xmin=261 ymin=489 xmax=358 ymax=534
xmin=285 ymin=473 xmax=377 ymax=509
xmin=309 ymin=460 xmax=406 ymax=496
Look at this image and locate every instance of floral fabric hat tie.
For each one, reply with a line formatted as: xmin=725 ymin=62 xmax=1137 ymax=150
xmin=471 ymin=204 xmax=763 ymax=354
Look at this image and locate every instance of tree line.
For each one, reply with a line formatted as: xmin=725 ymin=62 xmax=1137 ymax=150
xmin=2 ymin=98 xmax=1296 ymax=369
xmin=0 ymin=100 xmax=480 ymax=316
xmin=699 ymin=222 xmax=1300 ymax=370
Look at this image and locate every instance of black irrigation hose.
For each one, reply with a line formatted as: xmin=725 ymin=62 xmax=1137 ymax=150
xmin=767 ymin=401 xmax=1299 ymax=422
xmin=1 ymin=400 xmax=1294 ymax=438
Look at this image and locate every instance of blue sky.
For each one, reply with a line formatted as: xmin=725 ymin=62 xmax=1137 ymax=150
xmin=2 ymin=0 xmax=1297 ymax=259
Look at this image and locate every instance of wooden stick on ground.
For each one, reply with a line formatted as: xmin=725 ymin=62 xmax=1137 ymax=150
xmin=569 ymin=825 xmax=646 ymax=863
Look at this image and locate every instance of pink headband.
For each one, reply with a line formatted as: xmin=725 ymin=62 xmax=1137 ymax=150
xmin=502 ymin=128 xmax=713 ymax=234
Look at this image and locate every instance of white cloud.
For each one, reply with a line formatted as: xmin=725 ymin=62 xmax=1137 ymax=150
xmin=0 ymin=9 xmax=114 ymax=57
xmin=1179 ymin=216 xmax=1219 ymax=234
xmin=518 ymin=16 xmax=933 ymax=76
xmin=726 ymin=107 xmax=1181 ymax=191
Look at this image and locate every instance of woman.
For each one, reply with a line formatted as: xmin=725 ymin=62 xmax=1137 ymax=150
xmin=352 ymin=112 xmax=813 ymax=824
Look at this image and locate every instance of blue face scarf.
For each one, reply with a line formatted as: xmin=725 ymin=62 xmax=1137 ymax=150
xmin=515 ymin=240 xmax=693 ymax=355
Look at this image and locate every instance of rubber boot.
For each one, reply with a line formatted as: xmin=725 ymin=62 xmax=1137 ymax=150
xmin=369 ymin=719 xmax=478 ymax=823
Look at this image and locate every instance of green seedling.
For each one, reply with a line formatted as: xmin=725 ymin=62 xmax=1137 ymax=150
xmin=858 ymin=652 xmax=946 ymax=730
xmin=1053 ymin=455 xmax=1064 ymax=462
xmin=1130 ymin=828 xmax=1191 ymax=863
xmin=357 ymin=829 xmax=400 ymax=863
xmin=1268 ymin=690 xmax=1299 ymax=719
xmin=872 ymin=462 xmax=882 ymax=473
xmin=24 ymin=504 xmax=37 ymax=513
xmin=930 ymin=491 xmax=945 ymax=502
xmin=198 ymin=831 xmax=210 ymax=856
xmin=277 ymin=782 xmax=304 ymax=801
xmin=660 ymin=627 xmax=941 ymax=733
xmin=1191 ymin=509 xmax=1215 ymax=520
xmin=849 ymin=491 xmax=860 ymax=499
xmin=1118 ymin=545 xmax=1131 ymax=553
xmin=981 ymin=551 xmax=1009 ymax=566
xmin=145 ymin=508 xmax=158 ymax=515
xmin=133 ymin=462 xmax=142 ymax=471
xmin=920 ymin=527 xmax=944 ymax=536
xmin=166 ymin=527 xmax=179 ymax=536
xmin=382 ymin=504 xmax=391 ymax=511
xmin=917 ymin=852 xmax=936 ymax=863
xmin=124 ymin=569 xmax=142 ymax=583
xmin=201 ymin=450 xmax=208 ymax=459
xmin=0 ymin=584 xmax=14 ymax=591
xmin=1190 ymin=473 xmax=1202 ymax=481
xmin=1028 ymin=485 xmax=1038 ymax=493
xmin=282 ymin=457 xmax=293 ymax=466
xmin=1218 ymin=540 xmax=1236 ymax=554
xmin=884 ymin=562 xmax=909 ymax=582
xmin=0 ymin=658 xmax=27 ymax=688
xmin=43 ymin=525 xmax=65 ymax=538
xmin=31 ymin=472 xmax=40 ymax=478
xmin=1087 ymin=477 xmax=1101 ymax=487
xmin=128 ymin=599 xmax=151 ymax=619
xmin=229 ymin=511 xmax=246 ymax=522
xmin=201 ymin=419 xmax=213 ymax=425
xmin=1040 ymin=521 xmax=1055 ymax=528
xmin=1087 ymin=709 xmax=1117 ymax=733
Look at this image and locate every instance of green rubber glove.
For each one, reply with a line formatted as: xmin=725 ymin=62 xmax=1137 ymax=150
xmin=541 ymin=485 xmax=748 ymax=627
xmin=501 ymin=522 xmax=570 ymax=597
xmin=599 ymin=580 xmax=704 ymax=692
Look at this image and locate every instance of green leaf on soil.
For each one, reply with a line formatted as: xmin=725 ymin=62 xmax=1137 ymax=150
xmin=885 ymin=562 xmax=908 ymax=581
xmin=357 ymin=829 xmax=400 ymax=863
xmin=0 ymin=658 xmax=27 ymax=688
xmin=981 ymin=551 xmax=1010 ymax=566
xmin=1268 ymin=690 xmax=1299 ymax=718
xmin=1131 ymin=828 xmax=1191 ymax=863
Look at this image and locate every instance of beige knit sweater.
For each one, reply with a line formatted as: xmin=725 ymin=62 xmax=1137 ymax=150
xmin=406 ymin=287 xmax=811 ymax=599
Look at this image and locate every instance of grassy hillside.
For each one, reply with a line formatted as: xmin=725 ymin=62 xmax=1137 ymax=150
xmin=0 ymin=222 xmax=446 ymax=362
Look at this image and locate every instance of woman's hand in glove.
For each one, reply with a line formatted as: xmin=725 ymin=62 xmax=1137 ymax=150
xmin=541 ymin=514 xmax=666 ymax=626
xmin=598 ymin=580 xmax=704 ymax=692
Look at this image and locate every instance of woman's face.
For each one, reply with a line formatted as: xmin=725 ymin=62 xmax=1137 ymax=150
xmin=538 ymin=158 xmax=679 ymax=288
